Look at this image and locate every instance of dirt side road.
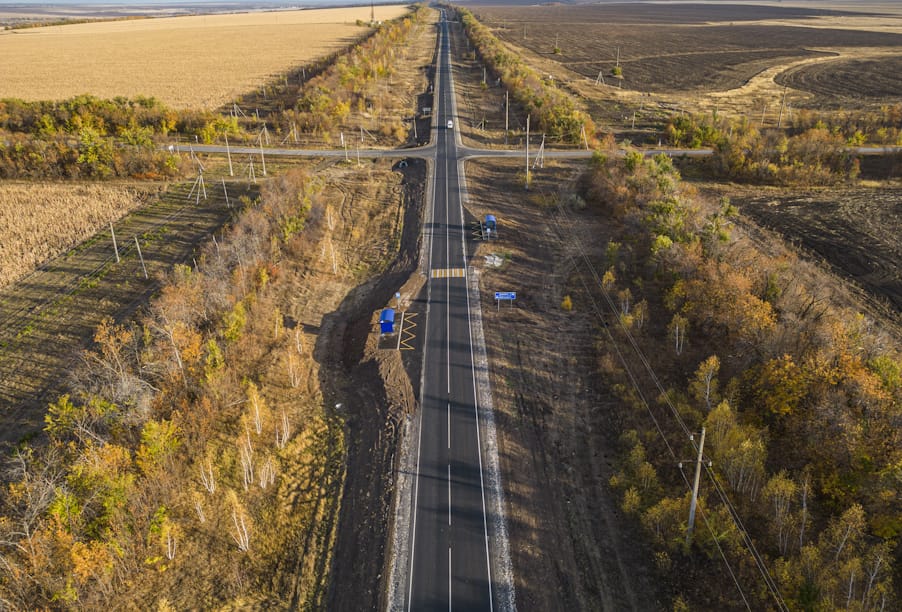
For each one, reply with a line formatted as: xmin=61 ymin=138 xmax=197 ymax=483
xmin=464 ymin=159 xmax=666 ymax=610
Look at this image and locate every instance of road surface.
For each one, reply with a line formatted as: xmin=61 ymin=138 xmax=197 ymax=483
xmin=400 ymin=13 xmax=502 ymax=611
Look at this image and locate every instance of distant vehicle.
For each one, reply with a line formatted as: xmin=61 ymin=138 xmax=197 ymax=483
xmin=447 ymin=120 xmax=453 ymax=129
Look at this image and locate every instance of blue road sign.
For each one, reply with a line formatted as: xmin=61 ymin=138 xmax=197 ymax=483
xmin=494 ymin=292 xmax=516 ymax=300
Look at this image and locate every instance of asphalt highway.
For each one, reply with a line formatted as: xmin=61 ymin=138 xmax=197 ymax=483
xmin=404 ymin=13 xmax=495 ymax=612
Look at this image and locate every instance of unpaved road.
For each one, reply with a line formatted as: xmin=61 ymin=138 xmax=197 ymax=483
xmin=464 ymin=158 xmax=666 ymax=610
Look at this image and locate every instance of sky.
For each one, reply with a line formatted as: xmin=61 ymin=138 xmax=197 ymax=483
xmin=0 ymin=1 xmax=373 ymax=5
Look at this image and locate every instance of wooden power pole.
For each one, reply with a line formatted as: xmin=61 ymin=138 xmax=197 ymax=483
xmin=686 ymin=427 xmax=706 ymax=546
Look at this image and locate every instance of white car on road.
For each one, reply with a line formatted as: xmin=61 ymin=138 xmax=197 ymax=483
xmin=447 ymin=119 xmax=453 ymax=129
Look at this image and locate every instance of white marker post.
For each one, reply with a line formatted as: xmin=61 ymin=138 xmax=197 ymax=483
xmin=110 ymin=222 xmax=120 ymax=263
xmin=135 ymin=236 xmax=148 ymax=279
xmin=225 ymin=133 xmax=233 ymax=176
xmin=222 ymin=178 xmax=230 ymax=208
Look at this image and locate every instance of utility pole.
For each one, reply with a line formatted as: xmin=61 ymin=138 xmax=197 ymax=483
xmin=777 ymin=86 xmax=788 ymax=129
xmin=505 ymin=90 xmax=509 ymax=144
xmin=525 ymin=114 xmax=530 ymax=190
xmin=686 ymin=427 xmax=707 ymax=546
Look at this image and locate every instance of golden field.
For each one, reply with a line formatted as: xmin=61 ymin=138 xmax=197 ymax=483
xmin=0 ymin=5 xmax=410 ymax=108
xmin=0 ymin=182 xmax=156 ymax=288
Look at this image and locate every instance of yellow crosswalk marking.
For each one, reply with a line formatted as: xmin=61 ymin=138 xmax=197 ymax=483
xmin=430 ymin=267 xmax=466 ymax=278
xmin=399 ymin=312 xmax=417 ymax=350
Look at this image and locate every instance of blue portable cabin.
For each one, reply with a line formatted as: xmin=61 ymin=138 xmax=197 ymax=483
xmin=380 ymin=308 xmax=395 ymax=334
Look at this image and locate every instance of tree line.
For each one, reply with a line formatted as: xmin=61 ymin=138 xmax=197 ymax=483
xmin=578 ymin=148 xmax=899 ymax=610
xmin=280 ymin=4 xmax=429 ymax=143
xmin=0 ymin=4 xmax=430 ymax=180
xmin=455 ymin=6 xmax=596 ymax=145
xmin=0 ymin=169 xmax=350 ymax=607
xmin=0 ymin=96 xmax=239 ymax=179
xmin=664 ymin=104 xmax=902 ymax=185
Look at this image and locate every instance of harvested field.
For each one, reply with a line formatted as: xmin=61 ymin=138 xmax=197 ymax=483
xmin=0 ymin=182 xmax=161 ymax=289
xmin=0 ymin=5 xmax=410 ymax=108
xmin=0 ymin=169 xmax=255 ymax=443
xmin=237 ymin=6 xmax=438 ymax=150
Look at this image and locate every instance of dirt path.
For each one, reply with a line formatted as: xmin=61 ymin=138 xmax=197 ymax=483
xmin=320 ymin=159 xmax=427 ymax=611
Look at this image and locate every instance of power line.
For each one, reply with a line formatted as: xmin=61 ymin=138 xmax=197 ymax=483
xmin=546 ymin=201 xmax=788 ymax=611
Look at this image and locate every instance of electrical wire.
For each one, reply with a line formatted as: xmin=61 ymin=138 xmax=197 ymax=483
xmin=546 ymin=200 xmax=789 ymax=611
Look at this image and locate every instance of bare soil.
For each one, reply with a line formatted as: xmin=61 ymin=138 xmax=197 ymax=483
xmin=704 ymin=181 xmax=902 ymax=331
xmin=467 ymin=2 xmax=902 ymax=139
xmin=475 ymin=3 xmax=902 ymax=93
xmin=775 ymin=54 xmax=902 ymax=106
xmin=446 ymin=15 xmax=545 ymax=149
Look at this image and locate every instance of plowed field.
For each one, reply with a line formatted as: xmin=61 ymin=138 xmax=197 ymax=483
xmin=776 ymin=55 xmax=902 ymax=105
xmin=474 ymin=4 xmax=902 ymax=95
xmin=727 ymin=186 xmax=902 ymax=325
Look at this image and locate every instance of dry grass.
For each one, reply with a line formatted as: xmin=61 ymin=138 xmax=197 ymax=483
xmin=0 ymin=5 xmax=411 ymax=108
xmin=0 ymin=182 xmax=156 ymax=288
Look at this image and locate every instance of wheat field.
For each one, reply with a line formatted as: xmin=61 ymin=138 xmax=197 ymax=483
xmin=0 ymin=182 xmax=158 ymax=288
xmin=0 ymin=5 xmax=410 ymax=108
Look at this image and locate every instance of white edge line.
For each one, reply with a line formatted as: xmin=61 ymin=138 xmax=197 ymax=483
xmin=400 ymin=13 xmax=445 ymax=611
xmin=457 ymin=163 xmax=516 ymax=610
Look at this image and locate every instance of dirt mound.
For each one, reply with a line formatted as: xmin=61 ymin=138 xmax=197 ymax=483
xmin=320 ymin=159 xmax=426 ymax=611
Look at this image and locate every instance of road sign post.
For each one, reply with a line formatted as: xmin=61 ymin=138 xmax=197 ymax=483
xmin=494 ymin=291 xmax=516 ymax=310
